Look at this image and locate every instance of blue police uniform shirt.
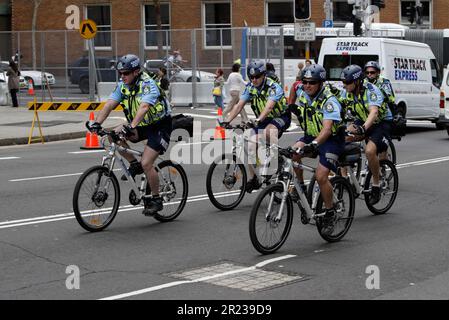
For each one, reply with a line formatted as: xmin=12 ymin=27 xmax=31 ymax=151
xmin=109 ymin=77 xmax=171 ymax=114
xmin=240 ymin=79 xmax=285 ymax=103
xmin=366 ymin=83 xmax=392 ymax=120
xmin=301 ymin=89 xmax=342 ymax=123
xmin=295 ymin=84 xmax=304 ymax=98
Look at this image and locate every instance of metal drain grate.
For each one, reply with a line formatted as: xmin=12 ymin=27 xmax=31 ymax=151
xmin=164 ymin=261 xmax=306 ymax=292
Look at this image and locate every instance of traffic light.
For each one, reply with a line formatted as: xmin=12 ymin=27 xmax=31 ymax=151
xmin=294 ymin=0 xmax=311 ymax=20
xmin=407 ymin=5 xmax=416 ymax=24
xmin=372 ymin=0 xmax=385 ymax=9
xmin=353 ymin=17 xmax=363 ymax=36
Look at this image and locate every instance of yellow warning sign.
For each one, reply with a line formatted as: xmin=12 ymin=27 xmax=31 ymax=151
xmin=27 ymin=102 xmax=123 ymax=111
xmin=79 ymin=19 xmax=97 ymax=39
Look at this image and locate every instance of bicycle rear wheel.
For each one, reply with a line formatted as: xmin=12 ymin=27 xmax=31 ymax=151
xmin=73 ymin=165 xmax=120 ymax=232
xmin=148 ymin=160 xmax=189 ymax=222
xmin=364 ymin=159 xmax=398 ymax=215
xmin=249 ymin=183 xmax=293 ymax=254
xmin=315 ymin=176 xmax=355 ymax=243
xmin=386 ymin=139 xmax=397 ymax=165
xmin=206 ymin=154 xmax=247 ymax=211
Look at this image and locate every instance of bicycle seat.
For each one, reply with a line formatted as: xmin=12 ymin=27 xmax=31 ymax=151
xmin=339 ymin=143 xmax=361 ymax=165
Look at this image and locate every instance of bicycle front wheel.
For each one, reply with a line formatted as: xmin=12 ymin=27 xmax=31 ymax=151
xmin=364 ymin=159 xmax=399 ymax=215
xmin=206 ymin=154 xmax=247 ymax=211
xmin=249 ymin=183 xmax=293 ymax=255
xmin=315 ymin=176 xmax=355 ymax=243
xmin=148 ymin=160 xmax=189 ymax=222
xmin=73 ymin=165 xmax=120 ymax=232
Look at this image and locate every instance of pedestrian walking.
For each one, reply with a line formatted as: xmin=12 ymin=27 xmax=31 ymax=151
xmin=6 ymin=60 xmax=20 ymax=108
xmin=223 ymin=63 xmax=248 ymax=123
xmin=212 ymin=68 xmax=225 ymax=120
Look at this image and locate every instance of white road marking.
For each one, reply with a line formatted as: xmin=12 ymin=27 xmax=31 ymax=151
xmin=9 ymin=168 xmax=121 ymax=182
xmin=68 ymin=150 xmax=105 ymax=154
xmin=0 ymin=157 xmax=20 ymax=160
xmin=99 ymin=254 xmax=296 ymax=300
xmin=2 ymin=155 xmax=448 ymax=229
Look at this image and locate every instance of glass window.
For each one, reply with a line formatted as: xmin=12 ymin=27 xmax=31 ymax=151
xmin=267 ymin=1 xmax=293 ymax=26
xmin=430 ymin=59 xmax=441 ymax=88
xmin=86 ymin=5 xmax=111 ymax=48
xmin=400 ymin=0 xmax=431 ymax=28
xmin=323 ymin=55 xmax=379 ymax=81
xmin=204 ymin=2 xmax=231 ymax=48
xmin=144 ymin=3 xmax=171 ymax=48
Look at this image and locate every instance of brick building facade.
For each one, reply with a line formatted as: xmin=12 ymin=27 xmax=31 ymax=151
xmin=5 ymin=1 xmax=449 ymax=73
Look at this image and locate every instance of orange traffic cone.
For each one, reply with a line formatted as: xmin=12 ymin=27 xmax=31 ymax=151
xmin=80 ymin=112 xmax=102 ymax=150
xmin=27 ymin=79 xmax=35 ymax=95
xmin=211 ymin=107 xmax=226 ymax=140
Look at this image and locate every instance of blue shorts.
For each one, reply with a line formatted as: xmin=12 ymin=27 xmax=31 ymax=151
xmin=298 ymin=134 xmax=345 ymax=172
xmin=133 ymin=116 xmax=172 ymax=155
xmin=255 ymin=112 xmax=292 ymax=138
xmin=355 ymin=120 xmax=391 ymax=153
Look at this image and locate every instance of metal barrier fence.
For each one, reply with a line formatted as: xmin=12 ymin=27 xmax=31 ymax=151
xmin=0 ymin=27 xmax=287 ymax=107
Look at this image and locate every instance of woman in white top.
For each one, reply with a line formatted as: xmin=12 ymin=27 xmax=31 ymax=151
xmin=223 ymin=63 xmax=248 ymax=123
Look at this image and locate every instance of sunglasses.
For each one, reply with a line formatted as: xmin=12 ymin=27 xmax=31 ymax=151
xmin=302 ymin=80 xmax=319 ymax=85
xmin=365 ymin=71 xmax=378 ymax=75
xmin=249 ymin=74 xmax=263 ymax=80
xmin=342 ymin=80 xmax=354 ymax=85
xmin=118 ymin=70 xmax=132 ymax=76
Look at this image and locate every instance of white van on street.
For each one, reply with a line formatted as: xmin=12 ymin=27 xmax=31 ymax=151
xmin=436 ymin=67 xmax=449 ymax=135
xmin=318 ymin=37 xmax=443 ymax=127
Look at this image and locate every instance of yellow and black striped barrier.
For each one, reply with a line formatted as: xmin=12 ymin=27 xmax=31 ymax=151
xmin=27 ymin=101 xmax=123 ymax=111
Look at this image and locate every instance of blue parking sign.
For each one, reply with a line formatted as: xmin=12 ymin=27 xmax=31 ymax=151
xmin=323 ymin=20 xmax=333 ymax=28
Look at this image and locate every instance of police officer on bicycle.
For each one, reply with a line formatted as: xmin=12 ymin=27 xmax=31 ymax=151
xmin=86 ymin=54 xmax=172 ymax=216
xmin=289 ymin=64 xmax=345 ymax=233
xmin=339 ymin=64 xmax=393 ymax=205
xmin=222 ymin=59 xmax=291 ymax=193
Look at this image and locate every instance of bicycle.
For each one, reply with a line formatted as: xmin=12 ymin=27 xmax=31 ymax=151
xmin=248 ymin=145 xmax=355 ymax=255
xmin=307 ymin=136 xmax=399 ymax=215
xmin=72 ymin=129 xmax=189 ymax=232
xmin=205 ymin=123 xmax=280 ymax=211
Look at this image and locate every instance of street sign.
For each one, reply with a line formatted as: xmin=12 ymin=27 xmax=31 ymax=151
xmin=79 ymin=19 xmax=97 ymax=39
xmin=323 ymin=19 xmax=334 ymax=28
xmin=294 ymin=22 xmax=316 ymax=41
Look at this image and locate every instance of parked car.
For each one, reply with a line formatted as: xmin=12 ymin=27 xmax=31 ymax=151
xmin=1 ymin=61 xmax=55 ymax=87
xmin=144 ymin=59 xmax=216 ymax=82
xmin=68 ymin=56 xmax=117 ymax=94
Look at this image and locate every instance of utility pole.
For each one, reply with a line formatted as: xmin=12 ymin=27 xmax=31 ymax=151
xmin=324 ymin=0 xmax=333 ymax=21
xmin=415 ymin=0 xmax=422 ymax=29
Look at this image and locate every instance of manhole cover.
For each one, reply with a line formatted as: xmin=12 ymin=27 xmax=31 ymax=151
xmin=164 ymin=261 xmax=306 ymax=292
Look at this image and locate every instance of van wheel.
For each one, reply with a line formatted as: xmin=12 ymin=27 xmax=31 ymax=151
xmin=435 ymin=122 xmax=446 ymax=130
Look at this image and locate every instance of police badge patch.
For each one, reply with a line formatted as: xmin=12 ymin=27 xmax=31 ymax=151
xmin=143 ymin=85 xmax=150 ymax=95
xmin=269 ymin=88 xmax=276 ymax=96
xmin=370 ymin=92 xmax=377 ymax=101
xmin=325 ymin=102 xmax=335 ymax=113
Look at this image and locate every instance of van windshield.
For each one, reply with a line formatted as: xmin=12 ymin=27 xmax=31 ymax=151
xmin=323 ymin=55 xmax=379 ymax=81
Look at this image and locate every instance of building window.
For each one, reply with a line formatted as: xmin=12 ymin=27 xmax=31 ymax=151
xmin=266 ymin=1 xmax=293 ymax=26
xmin=86 ymin=5 xmax=111 ymax=48
xmin=333 ymin=0 xmax=354 ymax=27
xmin=400 ymin=0 xmax=431 ymax=28
xmin=144 ymin=3 xmax=170 ymax=49
xmin=203 ymin=2 xmax=231 ymax=48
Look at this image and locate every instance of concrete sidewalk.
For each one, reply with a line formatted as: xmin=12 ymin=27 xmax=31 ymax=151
xmin=0 ymin=105 xmax=126 ymax=146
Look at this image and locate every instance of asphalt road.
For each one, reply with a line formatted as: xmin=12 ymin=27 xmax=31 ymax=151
xmin=1 ymin=116 xmax=449 ymax=301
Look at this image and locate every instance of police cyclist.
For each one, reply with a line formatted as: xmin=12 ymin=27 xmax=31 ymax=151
xmin=339 ymin=64 xmax=393 ymax=205
xmin=289 ymin=64 xmax=345 ymax=233
xmin=222 ymin=59 xmax=291 ymax=193
xmin=87 ymin=54 xmax=172 ymax=216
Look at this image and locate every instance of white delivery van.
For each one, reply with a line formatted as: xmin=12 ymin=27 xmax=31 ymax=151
xmin=436 ymin=67 xmax=449 ymax=135
xmin=318 ymin=37 xmax=443 ymax=126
